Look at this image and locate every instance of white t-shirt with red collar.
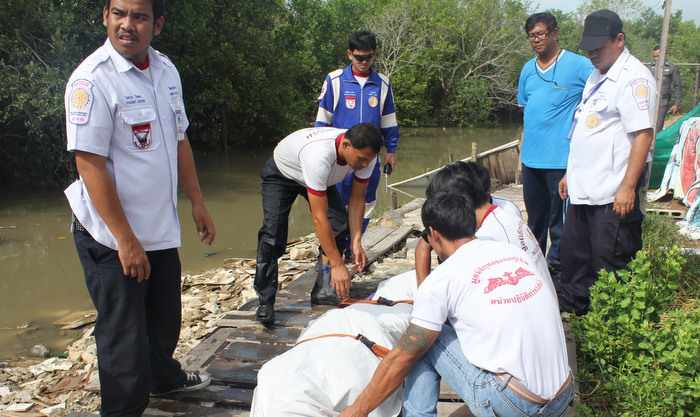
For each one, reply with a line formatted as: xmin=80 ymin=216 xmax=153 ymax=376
xmin=411 ymin=239 xmax=570 ymax=399
xmin=273 ymin=127 xmax=376 ymax=196
xmin=476 ymin=205 xmax=550 ymax=284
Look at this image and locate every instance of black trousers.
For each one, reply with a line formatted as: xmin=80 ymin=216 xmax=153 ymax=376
xmin=558 ymin=203 xmax=643 ymax=315
xmin=254 ymin=158 xmax=348 ymax=306
xmin=522 ymin=165 xmax=565 ymax=274
xmin=73 ymin=227 xmax=185 ymax=417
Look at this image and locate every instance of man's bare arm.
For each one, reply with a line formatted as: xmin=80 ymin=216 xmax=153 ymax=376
xmin=414 ymin=239 xmax=432 ymax=285
xmin=348 ymin=179 xmax=369 ymax=271
xmin=75 ymin=151 xmax=150 ymax=280
xmin=178 ymin=138 xmax=216 ymax=245
xmin=339 ymin=324 xmax=440 ymax=417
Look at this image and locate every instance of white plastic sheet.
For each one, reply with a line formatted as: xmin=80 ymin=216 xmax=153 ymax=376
xmin=251 ymin=271 xmax=416 ymax=417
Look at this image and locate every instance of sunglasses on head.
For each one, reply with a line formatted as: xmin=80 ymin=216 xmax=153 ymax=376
xmin=421 ymin=227 xmax=431 ymax=243
xmin=352 ymin=53 xmax=374 ymax=62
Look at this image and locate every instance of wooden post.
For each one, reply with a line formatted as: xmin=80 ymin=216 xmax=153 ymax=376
xmin=391 ymin=190 xmax=399 ymax=210
xmin=646 ymin=0 xmax=672 ymax=206
xmin=653 ymin=0 xmax=672 ymax=137
xmin=471 ymin=142 xmax=478 ymax=162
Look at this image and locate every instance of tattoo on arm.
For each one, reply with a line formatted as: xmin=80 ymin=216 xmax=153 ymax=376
xmin=396 ymin=324 xmax=439 ymax=356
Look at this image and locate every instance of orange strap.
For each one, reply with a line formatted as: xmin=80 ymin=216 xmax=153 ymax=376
xmin=295 ymin=333 xmax=390 ymax=358
xmin=338 ymin=296 xmax=413 ymax=308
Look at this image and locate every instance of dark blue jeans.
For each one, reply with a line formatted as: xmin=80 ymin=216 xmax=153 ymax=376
xmin=521 ymin=165 xmax=565 ymax=275
xmin=73 ymin=227 xmax=185 ymax=417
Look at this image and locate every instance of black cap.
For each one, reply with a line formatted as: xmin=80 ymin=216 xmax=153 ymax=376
xmin=579 ymin=9 xmax=623 ymax=51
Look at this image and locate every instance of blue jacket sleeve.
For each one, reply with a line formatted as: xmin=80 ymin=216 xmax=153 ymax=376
xmin=314 ymin=75 xmax=334 ymax=127
xmin=380 ymin=82 xmax=399 ymax=153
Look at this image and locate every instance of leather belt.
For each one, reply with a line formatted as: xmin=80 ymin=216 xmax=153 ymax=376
xmin=496 ymin=372 xmax=572 ymax=406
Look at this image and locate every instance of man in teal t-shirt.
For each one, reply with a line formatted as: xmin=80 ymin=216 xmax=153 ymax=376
xmin=517 ymin=12 xmax=593 ymax=281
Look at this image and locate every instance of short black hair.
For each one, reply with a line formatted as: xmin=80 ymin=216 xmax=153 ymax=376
xmin=653 ymin=45 xmax=661 ymax=51
xmin=348 ymin=31 xmax=377 ymax=51
xmin=422 ymin=192 xmax=476 ymax=241
xmin=105 ymin=0 xmax=166 ymax=19
xmin=425 ymin=161 xmax=491 ymax=207
xmin=345 ymin=123 xmax=382 ymax=153
xmin=524 ymin=12 xmax=558 ymax=34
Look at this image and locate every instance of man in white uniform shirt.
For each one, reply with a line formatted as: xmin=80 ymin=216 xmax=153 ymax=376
xmin=415 ymin=162 xmax=549 ymax=286
xmin=340 ymin=193 xmax=572 ymax=417
xmin=558 ymin=10 xmax=656 ymax=315
xmin=254 ymin=124 xmax=381 ymax=324
xmin=64 ymin=0 xmax=216 ymax=415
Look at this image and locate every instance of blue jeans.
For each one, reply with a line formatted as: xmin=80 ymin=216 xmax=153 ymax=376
xmin=403 ymin=326 xmax=574 ymax=417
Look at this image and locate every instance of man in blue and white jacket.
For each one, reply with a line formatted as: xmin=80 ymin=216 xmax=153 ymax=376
xmin=315 ymin=31 xmax=399 ymax=235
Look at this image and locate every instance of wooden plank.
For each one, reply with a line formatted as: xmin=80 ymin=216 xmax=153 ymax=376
xmin=367 ymin=225 xmax=415 ymax=264
xmin=220 ymin=340 xmax=292 ymax=363
xmin=217 ymin=310 xmax=317 ymax=329
xmin=182 ymin=328 xmax=234 ymax=371
xmin=225 ymin=326 xmax=302 ymax=345
xmin=362 ymin=225 xmax=400 ymax=249
xmin=437 ymin=402 xmax=473 ymax=417
xmin=160 ymin=385 xmax=254 ymax=408
xmin=206 ymin=357 xmax=262 ymax=388
xmin=146 ymin=398 xmax=249 ymax=416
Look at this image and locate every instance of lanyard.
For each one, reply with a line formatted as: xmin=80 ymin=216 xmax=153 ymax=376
xmin=570 ymin=77 xmax=608 ymax=138
xmin=580 ymin=77 xmax=607 ymax=107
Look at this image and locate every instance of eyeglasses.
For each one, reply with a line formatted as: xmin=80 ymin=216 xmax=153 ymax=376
xmin=421 ymin=227 xmax=431 ymax=244
xmin=527 ymin=31 xmax=549 ymax=41
xmin=352 ymin=53 xmax=374 ymax=62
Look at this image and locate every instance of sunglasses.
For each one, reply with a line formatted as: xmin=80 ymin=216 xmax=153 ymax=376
xmin=352 ymin=53 xmax=374 ymax=62
xmin=421 ymin=227 xmax=431 ymax=243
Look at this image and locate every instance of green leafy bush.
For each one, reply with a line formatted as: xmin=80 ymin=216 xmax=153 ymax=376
xmin=573 ymin=235 xmax=700 ymax=416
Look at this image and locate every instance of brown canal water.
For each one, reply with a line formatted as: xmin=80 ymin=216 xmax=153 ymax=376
xmin=0 ymin=126 xmax=518 ymax=360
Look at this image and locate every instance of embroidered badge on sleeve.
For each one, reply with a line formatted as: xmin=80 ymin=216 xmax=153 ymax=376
xmin=631 ymin=79 xmax=650 ymax=110
xmin=69 ymin=79 xmax=94 ymax=125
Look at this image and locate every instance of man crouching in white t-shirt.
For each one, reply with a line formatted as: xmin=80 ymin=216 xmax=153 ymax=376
xmin=339 ymin=193 xmax=573 ymax=417
xmin=415 ymin=161 xmax=551 ymax=286
xmin=254 ymin=124 xmax=382 ymax=325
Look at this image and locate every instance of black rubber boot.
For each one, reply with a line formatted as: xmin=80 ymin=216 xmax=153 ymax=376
xmin=310 ymin=256 xmax=339 ymax=306
xmin=256 ymin=304 xmax=275 ymax=326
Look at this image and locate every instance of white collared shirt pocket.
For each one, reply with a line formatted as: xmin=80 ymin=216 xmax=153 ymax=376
xmin=120 ymin=106 xmax=159 ymax=151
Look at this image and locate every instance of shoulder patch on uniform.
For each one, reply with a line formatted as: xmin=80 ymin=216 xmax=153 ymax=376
xmin=68 ymin=79 xmax=94 ymax=125
xmin=630 ymin=78 xmax=650 ymax=110
xmin=155 ymin=50 xmax=174 ymax=68
xmin=329 ymin=69 xmax=343 ymax=78
xmin=318 ymin=79 xmax=328 ymax=100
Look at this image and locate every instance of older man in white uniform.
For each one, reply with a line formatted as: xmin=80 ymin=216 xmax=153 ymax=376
xmin=64 ymin=0 xmax=216 ymax=415
xmin=558 ymin=10 xmax=656 ymax=315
